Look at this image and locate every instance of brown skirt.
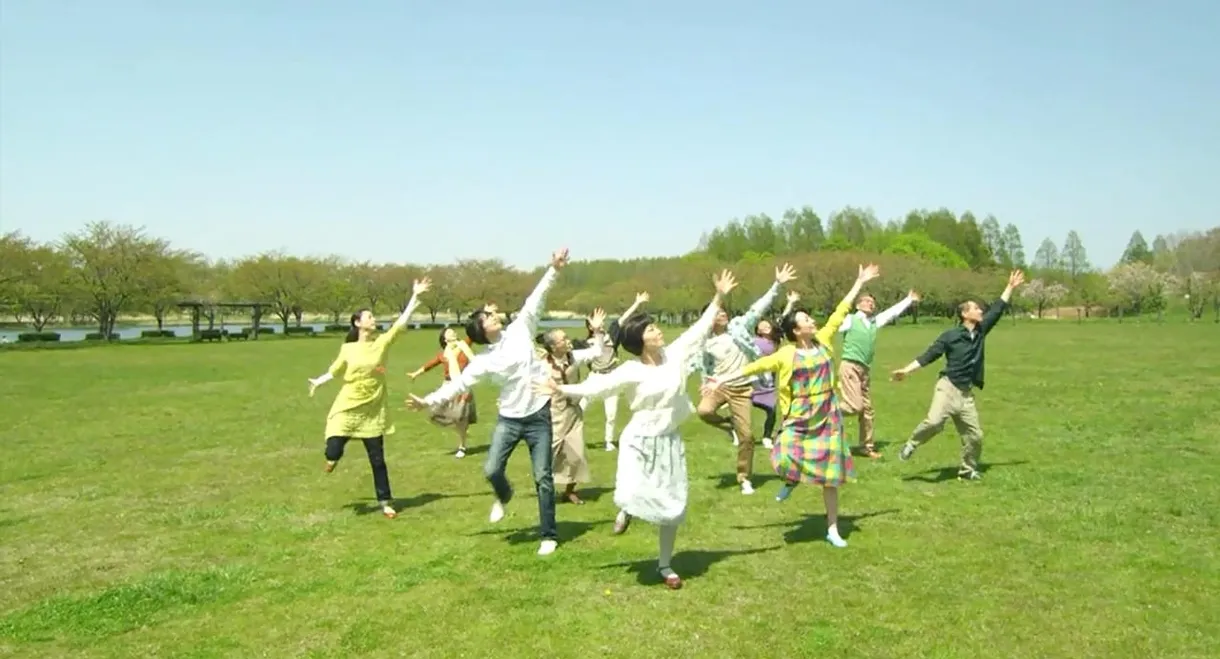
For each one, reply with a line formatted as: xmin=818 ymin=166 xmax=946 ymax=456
xmin=429 ymin=392 xmax=477 ymax=427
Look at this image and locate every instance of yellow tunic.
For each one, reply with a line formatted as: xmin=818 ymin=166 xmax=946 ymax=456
xmin=323 ymin=322 xmax=406 ymax=439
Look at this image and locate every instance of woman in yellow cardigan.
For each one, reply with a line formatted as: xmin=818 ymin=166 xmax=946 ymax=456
xmin=704 ymin=264 xmax=880 ymax=548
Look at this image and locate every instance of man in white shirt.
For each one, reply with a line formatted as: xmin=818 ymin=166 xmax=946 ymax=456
xmin=407 ymin=249 xmax=569 ymax=556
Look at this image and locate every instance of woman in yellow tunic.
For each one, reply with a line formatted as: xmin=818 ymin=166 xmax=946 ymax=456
xmin=307 ymin=277 xmax=431 ymax=519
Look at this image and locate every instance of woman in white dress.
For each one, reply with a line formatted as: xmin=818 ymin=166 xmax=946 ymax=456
xmin=534 ymin=269 xmax=738 ymax=590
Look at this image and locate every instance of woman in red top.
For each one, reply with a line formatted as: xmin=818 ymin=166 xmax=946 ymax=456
xmin=408 ymin=327 xmax=478 ymax=457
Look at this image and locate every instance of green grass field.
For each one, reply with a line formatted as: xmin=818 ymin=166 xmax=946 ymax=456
xmin=2 ymin=322 xmax=1218 ymax=658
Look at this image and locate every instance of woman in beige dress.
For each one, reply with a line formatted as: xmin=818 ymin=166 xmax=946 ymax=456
xmin=534 ymin=308 xmax=610 ymax=505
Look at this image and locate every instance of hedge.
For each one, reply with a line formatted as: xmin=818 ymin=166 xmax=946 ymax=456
xmin=140 ymin=330 xmax=176 ymax=338
xmin=16 ymin=332 xmax=61 ymax=343
xmin=84 ymin=332 xmax=121 ymax=341
xmin=284 ymin=326 xmax=315 ymax=336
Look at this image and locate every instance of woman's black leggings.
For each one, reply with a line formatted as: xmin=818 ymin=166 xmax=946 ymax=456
xmin=751 ymin=402 xmax=777 ymax=440
xmin=325 ymin=436 xmax=392 ymax=503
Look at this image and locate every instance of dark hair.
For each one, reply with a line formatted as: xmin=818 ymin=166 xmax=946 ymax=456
xmin=755 ymin=317 xmax=782 ymax=343
xmin=858 ymin=292 xmax=875 ymax=303
xmin=616 ymin=312 xmax=654 ymax=356
xmin=345 ymin=308 xmax=371 ymax=343
xmin=779 ymin=308 xmax=812 ymax=343
xmin=437 ymin=326 xmax=457 ymax=348
xmin=465 ymin=310 xmax=491 ymax=345
xmin=956 ymin=300 xmax=976 ymax=324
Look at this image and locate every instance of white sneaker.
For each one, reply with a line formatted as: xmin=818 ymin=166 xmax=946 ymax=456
xmin=740 ymin=479 xmax=755 ymax=495
xmin=537 ymin=540 xmax=558 ymax=556
xmin=489 ymin=501 xmax=505 ymax=523
xmin=762 ymin=437 xmax=773 ymax=450
xmin=605 ymin=442 xmax=615 ymax=452
xmin=455 ymin=448 xmax=466 ymax=459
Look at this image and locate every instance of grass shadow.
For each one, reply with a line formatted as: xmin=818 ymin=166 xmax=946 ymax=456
xmin=708 ymin=472 xmax=782 ymax=489
xmin=600 ymin=546 xmax=783 ymax=585
xmin=567 ymin=486 xmax=612 ymax=503
xmin=342 ymin=491 xmax=483 ymax=515
xmin=459 ymin=444 xmax=488 ymax=457
xmin=901 ymin=460 xmax=1030 ymax=483
xmin=471 ymin=519 xmax=612 ymax=545
xmin=733 ymin=509 xmax=901 ymax=544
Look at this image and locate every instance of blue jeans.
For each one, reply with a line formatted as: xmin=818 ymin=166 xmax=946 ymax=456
xmin=484 ymin=402 xmax=557 ymax=540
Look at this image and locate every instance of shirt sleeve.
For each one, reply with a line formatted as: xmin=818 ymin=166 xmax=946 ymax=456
xmin=420 ymin=354 xmax=444 ymax=372
xmin=556 ymin=363 xmax=634 ymax=400
xmin=670 ymin=296 xmax=722 ymax=358
xmin=569 ymin=332 xmax=610 ymax=366
xmin=915 ymin=332 xmax=951 ymax=367
xmin=505 ymin=266 xmax=558 ymax=338
xmin=875 ymin=295 xmax=915 ymax=328
xmin=326 ymin=353 xmax=347 ymax=378
xmin=979 ymin=298 xmax=1008 ymax=335
xmin=422 ymin=354 xmax=490 ymax=406
xmin=815 ymin=298 xmax=853 ymax=346
xmin=731 ymin=281 xmax=780 ymax=334
xmin=838 ymin=313 xmax=854 ymax=334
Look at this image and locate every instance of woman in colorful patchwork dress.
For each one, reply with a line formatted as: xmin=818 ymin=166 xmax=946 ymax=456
xmin=408 ymin=327 xmax=478 ymax=458
xmin=534 ymin=307 xmax=611 ymax=505
xmin=750 ymin=290 xmax=801 ymax=450
xmin=578 ymin=291 xmax=650 ymax=452
xmin=307 ymin=277 xmax=431 ymax=519
xmin=705 ymin=264 xmax=879 ymax=548
xmin=535 ymin=270 xmax=738 ymax=590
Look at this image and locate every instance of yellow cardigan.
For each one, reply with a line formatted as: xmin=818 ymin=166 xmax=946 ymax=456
xmin=739 ymin=298 xmax=852 ymax=420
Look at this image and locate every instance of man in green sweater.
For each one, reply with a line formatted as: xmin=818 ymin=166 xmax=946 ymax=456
xmin=890 ymin=270 xmax=1024 ymax=480
xmin=836 ymin=289 xmax=920 ymax=458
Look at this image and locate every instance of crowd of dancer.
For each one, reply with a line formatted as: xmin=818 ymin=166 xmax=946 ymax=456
xmin=308 ymin=247 xmax=1026 ymax=588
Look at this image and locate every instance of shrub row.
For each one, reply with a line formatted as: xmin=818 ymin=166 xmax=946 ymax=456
xmin=16 ymin=332 xmax=61 ymax=342
xmin=140 ymin=330 xmax=177 ymax=338
xmin=84 ymin=332 xmax=121 ymax=341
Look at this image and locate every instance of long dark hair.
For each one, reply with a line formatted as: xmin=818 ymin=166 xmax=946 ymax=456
xmin=616 ymin=312 xmax=653 ymax=356
xmin=465 ymin=309 xmax=491 ymax=345
xmin=756 ymin=317 xmax=782 ymax=344
xmin=345 ymin=308 xmax=371 ymax=343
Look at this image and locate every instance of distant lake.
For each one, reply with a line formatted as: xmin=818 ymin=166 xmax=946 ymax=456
xmin=0 ymin=318 xmax=586 ymax=344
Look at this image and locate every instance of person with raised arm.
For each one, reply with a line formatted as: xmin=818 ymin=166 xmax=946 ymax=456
xmin=534 ymin=269 xmax=739 ymax=590
xmin=534 ymin=307 xmax=612 ymax=505
xmin=890 ymin=270 xmax=1025 ymax=481
xmin=751 ymin=290 xmax=801 ymax=451
xmin=705 ymin=264 xmax=880 ymax=548
xmin=579 ymin=291 xmax=650 ymax=452
xmin=407 ymin=327 xmax=478 ymax=458
xmin=307 ymin=277 xmax=431 ymax=519
xmin=694 ymin=263 xmax=798 ymax=496
xmin=405 ymin=249 xmax=569 ymax=557
xmin=835 ymin=289 xmax=920 ymax=458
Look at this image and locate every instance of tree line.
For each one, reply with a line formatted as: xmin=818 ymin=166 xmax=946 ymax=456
xmin=2 ymin=212 xmax=1218 ymax=340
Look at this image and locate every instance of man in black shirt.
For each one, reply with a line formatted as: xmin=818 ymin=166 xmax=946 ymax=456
xmin=890 ymin=270 xmax=1025 ymax=480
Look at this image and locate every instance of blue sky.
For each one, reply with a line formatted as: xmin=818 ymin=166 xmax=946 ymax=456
xmin=2 ymin=1 xmax=1217 ymax=269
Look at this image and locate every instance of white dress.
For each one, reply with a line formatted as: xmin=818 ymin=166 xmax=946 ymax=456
xmin=556 ymin=301 xmax=721 ymax=525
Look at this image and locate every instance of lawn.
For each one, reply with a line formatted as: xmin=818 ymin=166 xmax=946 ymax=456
xmin=1 ymin=321 xmax=1218 ymax=658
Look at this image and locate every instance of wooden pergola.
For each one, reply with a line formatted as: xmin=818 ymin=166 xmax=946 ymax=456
xmin=176 ymin=301 xmax=269 ymax=341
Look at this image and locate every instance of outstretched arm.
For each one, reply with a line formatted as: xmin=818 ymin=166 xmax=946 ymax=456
xmin=308 ymin=354 xmax=346 ymax=396
xmin=875 ymin=291 xmax=919 ymax=329
xmin=415 ymin=357 xmax=492 ymax=407
xmin=380 ymin=278 xmax=431 ymax=344
xmin=980 ymin=271 xmax=1024 ymax=335
xmin=732 ymin=263 xmax=796 ymax=333
xmin=706 ymin=349 xmax=785 ymax=387
xmin=891 ymin=333 xmax=949 ymax=381
xmin=510 ymin=248 xmax=569 ymax=336
xmin=551 ymin=364 xmax=634 ymax=401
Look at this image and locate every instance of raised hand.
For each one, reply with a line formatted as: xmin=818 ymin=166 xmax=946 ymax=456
xmin=635 ymin=292 xmax=650 ymax=305
xmin=857 ymin=264 xmax=881 ymax=283
xmin=407 ymin=369 xmax=421 ymax=380
xmin=713 ymin=269 xmax=738 ymax=296
xmin=909 ymin=289 xmax=921 ymax=302
xmin=551 ymin=248 xmax=570 ymax=269
xmin=890 ymin=369 xmax=908 ymax=382
xmin=587 ymin=307 xmax=607 ymax=332
xmin=308 ymin=380 xmax=319 ymax=397
xmin=1007 ymin=270 xmax=1025 ymax=289
xmin=412 ymin=277 xmax=432 ymax=296
xmin=775 ymin=263 xmax=797 ymax=284
xmin=787 ymin=290 xmax=801 ymax=303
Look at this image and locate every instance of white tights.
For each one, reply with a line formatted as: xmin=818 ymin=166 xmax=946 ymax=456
xmin=578 ymin=395 xmax=619 ymax=444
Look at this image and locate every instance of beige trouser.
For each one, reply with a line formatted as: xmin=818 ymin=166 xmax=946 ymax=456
xmin=837 ymin=360 xmax=875 ymax=449
xmin=696 ymin=383 xmax=754 ymax=482
xmin=906 ymin=377 xmax=984 ymax=475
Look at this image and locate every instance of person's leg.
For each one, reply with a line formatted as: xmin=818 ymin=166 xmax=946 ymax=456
xmin=859 ymin=367 xmax=877 ymax=455
xmin=523 ymin=404 xmax=559 ymax=553
xmin=360 ymin=437 xmax=395 ymax=517
xmin=726 ymin=386 xmax=756 ymax=493
xmin=837 ymin=361 xmax=871 ymax=454
xmin=696 ymin=388 xmax=733 ymax=436
xmin=483 ymin=416 xmax=523 ymax=522
xmin=658 ymin=523 xmax=681 ymax=588
xmin=603 ymin=394 xmax=619 ymax=451
xmin=324 ymin=436 xmax=349 ymax=472
xmin=454 ymin=421 xmax=469 ymax=457
xmin=952 ymin=393 xmax=984 ymax=479
xmin=753 ymin=401 xmax=777 ymax=449
xmin=899 ymin=378 xmax=959 ymax=461
xmin=823 ymin=486 xmax=845 ymax=547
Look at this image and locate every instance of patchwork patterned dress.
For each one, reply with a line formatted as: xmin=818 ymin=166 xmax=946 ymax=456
xmin=772 ymin=346 xmax=855 ymax=486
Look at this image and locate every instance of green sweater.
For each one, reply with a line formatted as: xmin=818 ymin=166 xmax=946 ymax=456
xmin=841 ymin=319 xmax=879 ymax=365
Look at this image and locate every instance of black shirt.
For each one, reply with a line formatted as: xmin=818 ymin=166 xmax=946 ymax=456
xmin=915 ymin=299 xmax=1008 ymax=390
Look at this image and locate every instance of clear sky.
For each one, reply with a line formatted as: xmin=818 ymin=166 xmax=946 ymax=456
xmin=2 ymin=1 xmax=1217 ymax=270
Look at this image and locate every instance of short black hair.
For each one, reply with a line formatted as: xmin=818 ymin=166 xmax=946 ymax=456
xmin=465 ymin=309 xmax=491 ymax=345
xmin=616 ymin=312 xmax=654 ymax=356
xmin=345 ymin=308 xmax=371 ymax=343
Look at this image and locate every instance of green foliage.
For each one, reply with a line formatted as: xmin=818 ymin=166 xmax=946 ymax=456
xmin=84 ymin=332 xmax=121 ymax=341
xmin=882 ymin=232 xmax=970 ymax=270
xmin=15 ymin=332 xmax=60 ymax=343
